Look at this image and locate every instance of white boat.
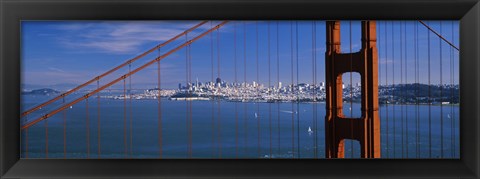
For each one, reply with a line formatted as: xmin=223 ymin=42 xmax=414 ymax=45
xmin=280 ymin=110 xmax=294 ymax=114
xmin=255 ymin=112 xmax=258 ymax=118
xmin=308 ymin=126 xmax=313 ymax=136
xmin=69 ymin=106 xmax=73 ymax=109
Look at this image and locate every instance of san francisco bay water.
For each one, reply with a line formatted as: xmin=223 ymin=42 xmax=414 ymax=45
xmin=21 ymin=95 xmax=460 ymax=159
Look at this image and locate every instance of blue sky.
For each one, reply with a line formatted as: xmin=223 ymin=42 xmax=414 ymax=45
xmin=21 ymin=20 xmax=459 ymax=90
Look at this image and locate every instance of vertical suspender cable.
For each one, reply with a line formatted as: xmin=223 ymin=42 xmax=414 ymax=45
xmin=400 ymin=21 xmax=404 ymax=158
xmin=97 ymin=80 xmax=101 ymax=158
xmin=190 ymin=40 xmax=193 ymax=157
xmin=377 ymin=22 xmax=381 ymax=158
xmin=256 ymin=21 xmax=261 ymax=158
xmin=45 ymin=116 xmax=48 ymax=158
xmin=439 ymin=21 xmax=444 ymax=158
xmin=25 ymin=128 xmax=29 ymax=158
xmin=63 ymin=96 xmax=67 ymax=158
xmin=217 ymin=27 xmax=222 ymax=158
xmin=129 ymin=64 xmax=133 ymax=156
xmin=185 ymin=34 xmax=189 ymax=158
xmin=277 ymin=21 xmax=281 ymax=154
xmin=268 ymin=22 xmax=273 ymax=158
xmin=189 ymin=42 xmax=193 ymax=158
xmin=185 ymin=33 xmax=192 ymax=158
xmin=312 ymin=21 xmax=316 ymax=158
xmin=158 ymin=48 xmax=162 ymax=158
xmin=189 ymin=41 xmax=192 ymax=158
xmin=398 ymin=21 xmax=405 ymax=158
xmin=427 ymin=21 xmax=432 ymax=158
xmin=415 ymin=23 xmax=421 ymax=158
xmin=123 ymin=79 xmax=127 ymax=157
xmin=290 ymin=21 xmax=295 ymax=159
xmin=391 ymin=21 xmax=396 ymax=158
xmin=234 ymin=22 xmax=239 ymax=158
xmin=349 ymin=21 xmax=354 ymax=158
xmin=414 ymin=21 xmax=419 ymax=158
xmin=244 ymin=22 xmax=248 ymax=155
xmin=403 ymin=21 xmax=408 ymax=158
xmin=313 ymin=21 xmax=318 ymax=158
xmin=384 ymin=21 xmax=389 ymax=158
xmin=86 ymin=97 xmax=90 ymax=158
xmin=312 ymin=21 xmax=318 ymax=158
xmin=450 ymin=21 xmax=455 ymax=158
xmin=376 ymin=22 xmax=384 ymax=158
xmin=210 ymin=22 xmax=215 ymax=157
xmin=296 ymin=21 xmax=300 ymax=159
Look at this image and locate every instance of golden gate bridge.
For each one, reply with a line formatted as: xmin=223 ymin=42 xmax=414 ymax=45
xmin=20 ymin=20 xmax=459 ymax=159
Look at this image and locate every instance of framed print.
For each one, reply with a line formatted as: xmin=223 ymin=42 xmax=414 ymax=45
xmin=1 ymin=0 xmax=479 ymax=178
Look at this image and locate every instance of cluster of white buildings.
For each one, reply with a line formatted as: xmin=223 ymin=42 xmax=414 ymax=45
xmin=173 ymin=78 xmax=363 ymax=102
xmin=106 ymin=78 xmax=365 ymax=102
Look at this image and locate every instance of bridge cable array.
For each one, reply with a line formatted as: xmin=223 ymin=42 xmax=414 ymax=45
xmin=21 ymin=20 xmax=458 ymax=159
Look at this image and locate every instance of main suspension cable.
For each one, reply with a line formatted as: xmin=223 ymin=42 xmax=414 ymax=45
xmin=418 ymin=21 xmax=459 ymax=51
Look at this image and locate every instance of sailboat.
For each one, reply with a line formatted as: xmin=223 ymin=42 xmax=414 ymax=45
xmin=308 ymin=126 xmax=313 ymax=136
xmin=255 ymin=112 xmax=258 ymax=119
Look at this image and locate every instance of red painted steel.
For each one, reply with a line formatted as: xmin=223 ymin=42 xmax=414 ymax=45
xmin=325 ymin=21 xmax=380 ymax=158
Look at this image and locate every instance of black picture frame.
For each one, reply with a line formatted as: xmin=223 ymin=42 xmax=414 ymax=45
xmin=1 ymin=0 xmax=479 ymax=178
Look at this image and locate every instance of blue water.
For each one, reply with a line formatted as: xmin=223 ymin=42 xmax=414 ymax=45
xmin=21 ymin=95 xmax=460 ymax=159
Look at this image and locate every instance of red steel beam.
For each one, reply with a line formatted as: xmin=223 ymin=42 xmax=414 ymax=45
xmin=20 ymin=21 xmax=208 ymax=118
xmin=21 ymin=21 xmax=229 ymax=130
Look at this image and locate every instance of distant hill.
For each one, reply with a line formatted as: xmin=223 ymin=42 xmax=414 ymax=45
xmin=22 ymin=88 xmax=60 ymax=96
xmin=379 ymin=83 xmax=460 ymax=104
xmin=22 ymin=83 xmax=79 ymax=91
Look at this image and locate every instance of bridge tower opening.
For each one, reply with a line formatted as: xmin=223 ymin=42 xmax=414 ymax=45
xmin=325 ymin=21 xmax=380 ymax=158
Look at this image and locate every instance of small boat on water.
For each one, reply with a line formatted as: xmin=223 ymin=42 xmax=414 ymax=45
xmin=280 ymin=110 xmax=294 ymax=114
xmin=308 ymin=126 xmax=313 ymax=136
xmin=255 ymin=112 xmax=258 ymax=118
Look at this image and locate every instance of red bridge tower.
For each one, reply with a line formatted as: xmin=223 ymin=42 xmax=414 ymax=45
xmin=325 ymin=21 xmax=380 ymax=158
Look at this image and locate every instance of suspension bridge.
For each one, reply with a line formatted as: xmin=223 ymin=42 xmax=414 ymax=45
xmin=20 ymin=20 xmax=459 ymax=159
